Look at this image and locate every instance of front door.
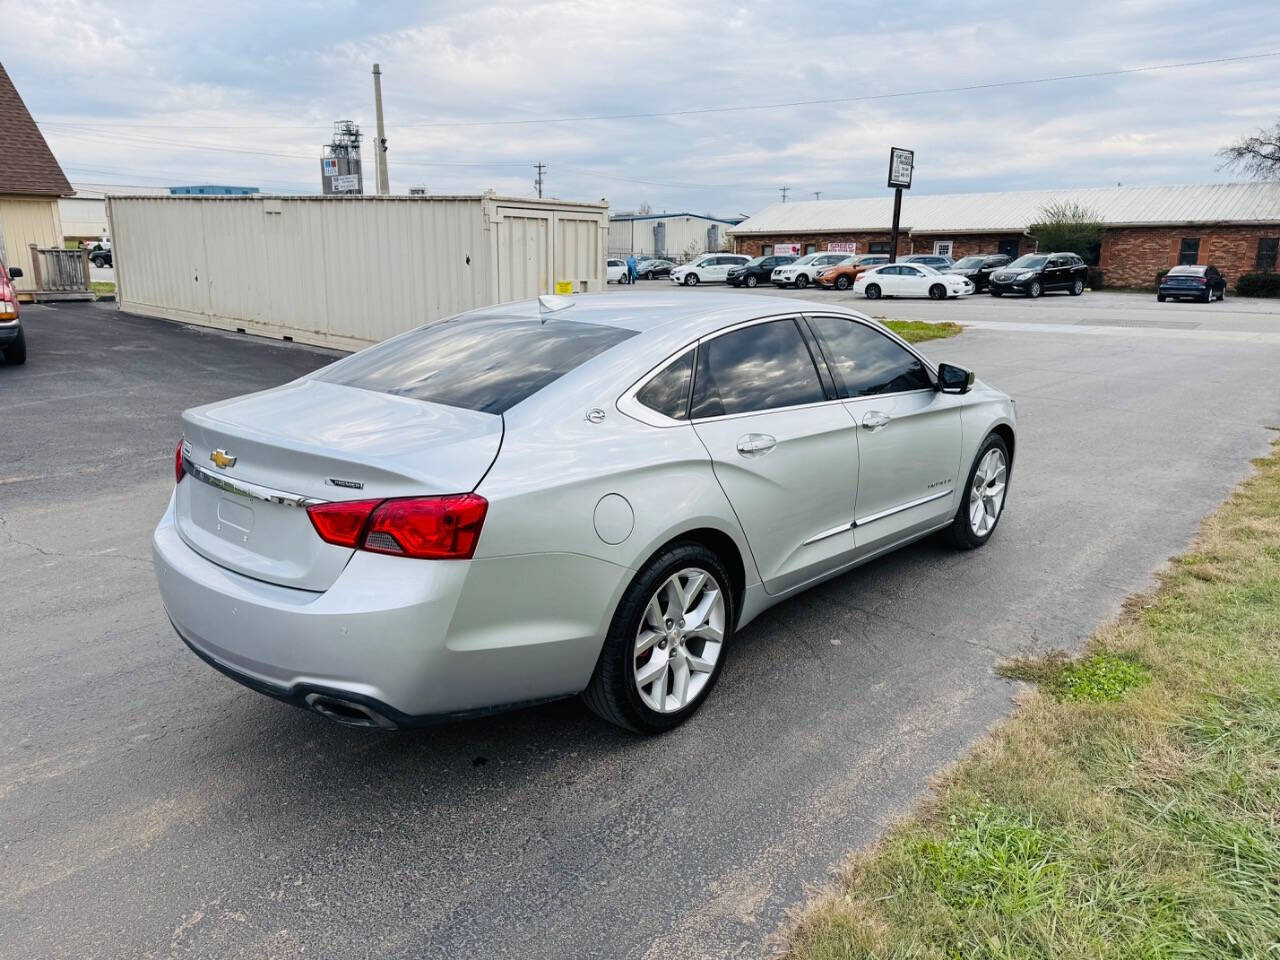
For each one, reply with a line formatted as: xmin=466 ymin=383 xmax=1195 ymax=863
xmin=690 ymin=317 xmax=858 ymax=594
xmin=804 ymin=314 xmax=964 ymax=553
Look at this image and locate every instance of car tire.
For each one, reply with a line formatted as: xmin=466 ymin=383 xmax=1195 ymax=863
xmin=1070 ymin=279 xmax=1084 ymax=296
xmin=2 ymin=327 xmax=26 ymax=365
xmin=865 ymin=283 xmax=881 ymax=300
xmin=1157 ymin=294 xmax=1166 ymax=302
xmin=582 ymin=541 xmax=735 ymax=733
xmin=745 ymin=275 xmax=758 ymax=288
xmin=1028 ymin=281 xmax=1042 ymax=298
xmin=835 ymin=275 xmax=851 ymax=291
xmin=684 ymin=273 xmax=699 ymax=286
xmin=949 ymin=433 xmax=1010 ymax=550
xmin=794 ymin=274 xmax=809 ymax=289
xmin=928 ymin=283 xmax=946 ymax=300
xmin=990 ymin=290 xmax=1003 ymax=297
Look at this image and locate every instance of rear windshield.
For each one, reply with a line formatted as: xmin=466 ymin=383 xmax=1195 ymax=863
xmin=953 ymin=257 xmax=984 ymax=268
xmin=1167 ymin=265 xmax=1205 ymax=276
xmin=317 ymin=315 xmax=636 ymax=414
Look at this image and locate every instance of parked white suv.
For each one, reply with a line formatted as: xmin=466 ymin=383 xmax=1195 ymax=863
xmin=607 ymin=259 xmax=631 ymax=284
xmin=772 ymin=252 xmax=852 ymax=289
xmin=670 ymin=254 xmax=750 ymax=286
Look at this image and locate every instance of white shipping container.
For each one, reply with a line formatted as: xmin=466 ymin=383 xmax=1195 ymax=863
xmin=107 ymin=194 xmax=609 ymax=350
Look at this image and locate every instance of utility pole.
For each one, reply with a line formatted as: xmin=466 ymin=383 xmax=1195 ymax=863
xmin=534 ymin=162 xmax=546 ymax=199
xmin=372 ymin=63 xmax=390 ymax=195
xmin=813 ymin=191 xmax=821 ymax=200
xmin=779 ymin=186 xmax=789 ymax=203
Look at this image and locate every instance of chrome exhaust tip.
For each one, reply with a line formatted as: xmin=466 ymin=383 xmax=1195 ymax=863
xmin=304 ymin=692 xmax=397 ymax=730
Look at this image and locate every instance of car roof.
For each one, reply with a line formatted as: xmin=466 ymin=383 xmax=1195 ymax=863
xmin=460 ymin=291 xmax=916 ymax=426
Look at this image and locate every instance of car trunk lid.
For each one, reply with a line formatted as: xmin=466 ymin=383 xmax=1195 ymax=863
xmin=176 ymin=379 xmax=502 ymax=591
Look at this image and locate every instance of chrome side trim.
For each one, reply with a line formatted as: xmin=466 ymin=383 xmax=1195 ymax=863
xmin=182 ymin=457 xmax=326 ymax=508
xmin=856 ymin=487 xmax=952 ymax=526
xmin=802 ymin=521 xmax=854 ymax=546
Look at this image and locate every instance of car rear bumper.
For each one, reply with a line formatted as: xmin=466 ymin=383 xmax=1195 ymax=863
xmin=1158 ymin=284 xmax=1210 ymax=298
xmin=153 ymin=494 xmax=619 ymax=724
xmin=0 ymin=319 xmax=20 ymax=343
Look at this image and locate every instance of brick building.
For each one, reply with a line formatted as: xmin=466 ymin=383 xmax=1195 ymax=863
xmin=729 ymin=183 xmax=1280 ymax=291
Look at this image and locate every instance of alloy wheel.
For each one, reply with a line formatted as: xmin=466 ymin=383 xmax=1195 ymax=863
xmin=746 ymin=275 xmax=758 ymax=288
xmin=969 ymin=447 xmax=1007 ymax=537
xmin=633 ymin=567 xmax=725 ymax=714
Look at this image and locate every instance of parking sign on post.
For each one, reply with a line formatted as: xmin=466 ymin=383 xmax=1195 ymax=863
xmin=887 ymin=147 xmax=914 ymax=262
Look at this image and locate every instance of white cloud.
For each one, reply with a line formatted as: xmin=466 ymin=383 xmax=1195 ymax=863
xmin=2 ymin=0 xmax=1277 ymax=210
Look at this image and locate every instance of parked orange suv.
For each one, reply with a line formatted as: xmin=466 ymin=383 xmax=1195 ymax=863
xmin=0 ymin=257 xmax=25 ymax=365
xmin=816 ymin=254 xmax=889 ymax=290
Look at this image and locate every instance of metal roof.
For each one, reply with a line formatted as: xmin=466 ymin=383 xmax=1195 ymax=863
xmin=611 ymin=212 xmax=744 ymax=224
xmin=729 ymin=182 xmax=1280 ymax=236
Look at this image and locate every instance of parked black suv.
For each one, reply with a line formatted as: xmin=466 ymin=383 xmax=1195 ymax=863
xmin=727 ymin=254 xmax=796 ymax=288
xmin=988 ymin=252 xmax=1088 ymax=297
xmin=946 ymin=254 xmax=1011 ymax=292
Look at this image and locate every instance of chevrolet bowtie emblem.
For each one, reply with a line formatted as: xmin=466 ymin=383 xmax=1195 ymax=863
xmin=209 ymin=449 xmax=237 ymax=470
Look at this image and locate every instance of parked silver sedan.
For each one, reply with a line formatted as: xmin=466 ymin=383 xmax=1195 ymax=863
xmin=153 ymin=292 xmax=1015 ymax=733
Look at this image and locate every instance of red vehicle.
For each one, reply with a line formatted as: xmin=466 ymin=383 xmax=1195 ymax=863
xmin=0 ymin=257 xmax=24 ymax=365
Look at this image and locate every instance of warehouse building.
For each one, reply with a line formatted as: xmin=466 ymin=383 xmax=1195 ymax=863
xmin=730 ymin=182 xmax=1280 ymax=290
xmin=609 ymin=211 xmax=744 ymax=259
xmin=0 ymin=60 xmax=73 ymax=295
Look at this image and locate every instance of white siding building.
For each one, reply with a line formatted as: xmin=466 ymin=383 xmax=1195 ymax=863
xmin=609 ymin=212 xmax=743 ymax=259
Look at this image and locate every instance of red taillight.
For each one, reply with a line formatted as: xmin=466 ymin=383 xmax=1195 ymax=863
xmin=175 ymin=437 xmax=186 ymax=485
xmin=306 ymin=498 xmax=381 ymax=548
xmin=307 ymin=494 xmax=488 ymax=560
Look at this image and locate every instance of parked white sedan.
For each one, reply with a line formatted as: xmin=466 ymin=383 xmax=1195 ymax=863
xmin=670 ymin=254 xmax=750 ymax=286
xmin=854 ymin=263 xmax=974 ymax=300
xmin=607 ymin=258 xmax=631 ymax=284
xmin=154 ymin=292 xmax=1014 ymax=734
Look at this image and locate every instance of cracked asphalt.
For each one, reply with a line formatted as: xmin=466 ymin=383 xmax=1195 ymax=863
xmin=3 ymin=297 xmax=1280 ymax=959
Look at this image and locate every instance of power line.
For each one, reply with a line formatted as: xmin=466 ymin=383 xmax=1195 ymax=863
xmin=33 ymin=51 xmax=1279 ymax=132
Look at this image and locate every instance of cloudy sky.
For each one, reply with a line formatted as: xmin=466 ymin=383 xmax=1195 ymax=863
xmin=3 ymin=0 xmax=1278 ymax=216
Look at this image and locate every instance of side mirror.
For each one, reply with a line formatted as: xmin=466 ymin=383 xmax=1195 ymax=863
xmin=7 ymin=267 xmax=22 ymax=278
xmin=937 ymin=362 xmax=974 ymax=394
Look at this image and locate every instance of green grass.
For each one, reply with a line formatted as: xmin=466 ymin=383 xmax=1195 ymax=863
xmin=90 ymin=281 xmax=115 ymax=297
xmin=880 ymin=320 xmax=962 ymax=343
xmin=786 ymin=440 xmax=1280 ymax=960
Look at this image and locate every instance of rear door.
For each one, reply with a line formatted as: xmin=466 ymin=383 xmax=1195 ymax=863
xmin=690 ymin=317 xmax=858 ymax=594
xmin=1044 ymin=255 xmax=1067 ymax=289
xmin=805 ymin=315 xmax=963 ymax=553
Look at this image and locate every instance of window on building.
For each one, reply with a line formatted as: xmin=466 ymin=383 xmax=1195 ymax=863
xmin=869 ymin=242 xmax=890 ymax=254
xmin=804 ymin=244 xmax=817 ymax=255
xmin=762 ymin=245 xmax=773 ymax=257
xmin=1178 ymin=237 xmax=1201 ymax=266
xmin=1256 ymin=237 xmax=1278 ymax=272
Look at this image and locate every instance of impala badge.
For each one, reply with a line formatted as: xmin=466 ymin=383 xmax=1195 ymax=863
xmin=209 ymin=449 xmax=237 ymax=470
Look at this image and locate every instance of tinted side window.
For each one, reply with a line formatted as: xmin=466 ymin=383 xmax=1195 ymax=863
xmin=318 ymin=316 xmax=636 ymax=414
xmin=691 ymin=319 xmax=826 ymax=418
xmin=636 ymin=350 xmax=693 ymax=420
xmin=808 ymin=316 xmax=933 ymax=398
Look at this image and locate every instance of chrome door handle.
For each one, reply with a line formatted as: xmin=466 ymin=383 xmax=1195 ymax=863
xmin=736 ymin=433 xmax=777 ymax=457
xmin=861 ymin=411 xmax=891 ymax=430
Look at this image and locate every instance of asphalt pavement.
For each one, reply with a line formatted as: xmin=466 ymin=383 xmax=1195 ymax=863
xmin=3 ymin=296 xmax=1280 ymax=959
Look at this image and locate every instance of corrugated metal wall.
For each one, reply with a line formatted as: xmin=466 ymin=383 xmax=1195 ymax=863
xmin=109 ymin=194 xmax=607 ymax=350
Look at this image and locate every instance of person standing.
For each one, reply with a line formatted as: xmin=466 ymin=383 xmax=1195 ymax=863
xmin=626 ymin=253 xmax=638 ymax=285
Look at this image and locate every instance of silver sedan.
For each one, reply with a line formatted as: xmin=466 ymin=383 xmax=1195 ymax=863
xmin=153 ymin=292 xmax=1015 ymax=733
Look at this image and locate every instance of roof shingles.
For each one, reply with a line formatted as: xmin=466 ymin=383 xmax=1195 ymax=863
xmin=0 ymin=61 xmax=72 ymax=197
